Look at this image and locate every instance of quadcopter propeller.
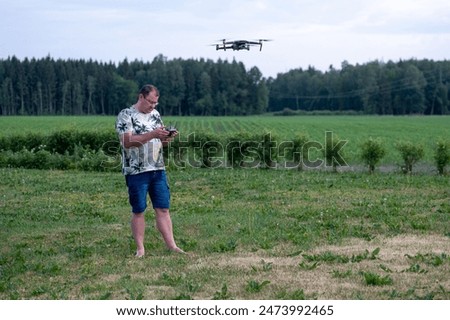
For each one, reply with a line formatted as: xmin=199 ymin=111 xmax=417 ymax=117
xmin=254 ymin=39 xmax=272 ymax=51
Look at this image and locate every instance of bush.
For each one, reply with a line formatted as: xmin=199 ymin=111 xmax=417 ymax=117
xmin=0 ymin=129 xmax=118 ymax=156
xmin=0 ymin=143 xmax=120 ymax=171
xmin=434 ymin=140 xmax=449 ymax=175
xmin=46 ymin=130 xmax=117 ymax=155
xmin=166 ymin=135 xmax=189 ymax=169
xmin=1 ymin=147 xmax=70 ymax=170
xmin=322 ymin=132 xmax=347 ymax=172
xmin=194 ymin=131 xmax=224 ymax=168
xmin=395 ymin=141 xmax=425 ymax=174
xmin=0 ymin=132 xmax=44 ymax=153
xmin=225 ymin=132 xmax=278 ymax=169
xmin=258 ymin=132 xmax=278 ymax=169
xmin=13 ymin=148 xmax=39 ymax=169
xmin=46 ymin=130 xmax=77 ymax=154
xmin=289 ymin=133 xmax=309 ymax=170
xmin=76 ymin=149 xmax=120 ymax=172
xmin=226 ymin=132 xmax=259 ymax=168
xmin=360 ymin=138 xmax=386 ymax=173
xmin=276 ymin=132 xmax=309 ymax=170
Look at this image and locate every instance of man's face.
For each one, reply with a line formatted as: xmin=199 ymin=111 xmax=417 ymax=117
xmin=141 ymin=91 xmax=159 ymax=113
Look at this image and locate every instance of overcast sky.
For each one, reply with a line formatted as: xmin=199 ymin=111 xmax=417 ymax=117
xmin=1 ymin=0 xmax=449 ymax=77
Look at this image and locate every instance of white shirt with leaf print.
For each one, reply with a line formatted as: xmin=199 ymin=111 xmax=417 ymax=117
xmin=115 ymin=105 xmax=165 ymax=175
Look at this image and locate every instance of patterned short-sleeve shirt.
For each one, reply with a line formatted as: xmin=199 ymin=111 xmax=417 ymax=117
xmin=115 ymin=105 xmax=165 ymax=175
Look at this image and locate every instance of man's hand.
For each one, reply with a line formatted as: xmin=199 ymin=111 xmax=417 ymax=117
xmin=120 ymin=128 xmax=172 ymax=148
xmin=153 ymin=127 xmax=171 ymax=139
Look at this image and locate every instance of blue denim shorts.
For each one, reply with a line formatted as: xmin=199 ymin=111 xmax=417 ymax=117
xmin=125 ymin=170 xmax=170 ymax=213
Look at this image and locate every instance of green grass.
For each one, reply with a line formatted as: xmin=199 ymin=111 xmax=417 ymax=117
xmin=1 ymin=115 xmax=449 ymax=165
xmin=0 ymin=115 xmax=449 ymax=299
xmin=1 ymin=167 xmax=449 ymax=299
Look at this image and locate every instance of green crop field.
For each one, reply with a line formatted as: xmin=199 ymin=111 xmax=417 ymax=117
xmin=0 ymin=115 xmax=449 ymax=300
xmin=0 ymin=115 xmax=449 ymax=166
xmin=1 ymin=115 xmax=449 ymax=142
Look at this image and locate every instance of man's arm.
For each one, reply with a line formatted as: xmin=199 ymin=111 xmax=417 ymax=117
xmin=120 ymin=128 xmax=170 ymax=148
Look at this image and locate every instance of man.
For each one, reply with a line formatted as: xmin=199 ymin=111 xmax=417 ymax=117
xmin=115 ymin=84 xmax=184 ymax=257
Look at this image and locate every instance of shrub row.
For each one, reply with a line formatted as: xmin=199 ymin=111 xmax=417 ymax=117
xmin=359 ymin=138 xmax=449 ymax=175
xmin=0 ymin=130 xmax=448 ymax=174
xmin=0 ymin=129 xmax=119 ymax=155
xmin=0 ymin=145 xmax=121 ymax=172
xmin=167 ymin=131 xmax=448 ymax=174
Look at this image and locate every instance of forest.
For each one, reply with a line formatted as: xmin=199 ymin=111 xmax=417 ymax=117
xmin=0 ymin=55 xmax=449 ymax=116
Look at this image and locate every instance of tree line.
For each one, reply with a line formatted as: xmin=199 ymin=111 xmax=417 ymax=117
xmin=269 ymin=59 xmax=449 ymax=115
xmin=0 ymin=55 xmax=267 ymax=117
xmin=0 ymin=55 xmax=448 ymax=116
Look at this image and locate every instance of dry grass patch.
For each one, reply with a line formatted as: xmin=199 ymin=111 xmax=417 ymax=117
xmin=185 ymin=234 xmax=449 ymax=299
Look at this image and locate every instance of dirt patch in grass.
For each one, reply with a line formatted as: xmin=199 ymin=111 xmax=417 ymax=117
xmin=192 ymin=234 xmax=449 ymax=299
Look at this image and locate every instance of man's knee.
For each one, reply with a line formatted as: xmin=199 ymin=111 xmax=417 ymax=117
xmin=155 ymin=208 xmax=169 ymax=216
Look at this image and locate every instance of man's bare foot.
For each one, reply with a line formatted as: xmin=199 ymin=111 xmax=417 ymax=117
xmin=169 ymin=247 xmax=186 ymax=254
xmin=135 ymin=249 xmax=145 ymax=258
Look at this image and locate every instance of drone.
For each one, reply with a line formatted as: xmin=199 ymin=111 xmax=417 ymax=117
xmin=212 ymin=39 xmax=271 ymax=51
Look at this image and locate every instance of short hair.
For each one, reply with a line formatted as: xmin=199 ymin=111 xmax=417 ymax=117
xmin=139 ymin=84 xmax=159 ymax=97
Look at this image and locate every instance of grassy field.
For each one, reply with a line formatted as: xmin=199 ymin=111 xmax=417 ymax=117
xmin=1 ymin=167 xmax=449 ymax=300
xmin=0 ymin=115 xmax=449 ymax=300
xmin=0 ymin=115 xmax=449 ymax=166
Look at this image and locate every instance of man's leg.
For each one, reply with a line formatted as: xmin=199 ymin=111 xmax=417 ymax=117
xmin=131 ymin=212 xmax=146 ymax=257
xmin=155 ymin=208 xmax=184 ymax=253
xmin=126 ymin=172 xmax=149 ymax=257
